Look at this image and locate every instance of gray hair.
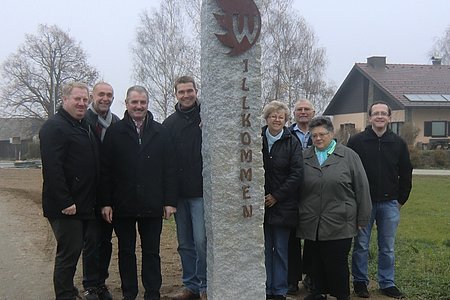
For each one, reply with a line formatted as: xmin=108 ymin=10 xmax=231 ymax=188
xmin=125 ymin=85 xmax=149 ymax=102
xmin=308 ymin=116 xmax=334 ymax=132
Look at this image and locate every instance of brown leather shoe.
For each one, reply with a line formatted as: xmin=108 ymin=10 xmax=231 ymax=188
xmin=200 ymin=291 xmax=207 ymax=300
xmin=172 ymin=289 xmax=200 ymax=300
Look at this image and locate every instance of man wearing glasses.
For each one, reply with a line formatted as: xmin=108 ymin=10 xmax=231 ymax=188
xmin=347 ymin=101 xmax=412 ymax=299
xmin=287 ymin=99 xmax=315 ymax=295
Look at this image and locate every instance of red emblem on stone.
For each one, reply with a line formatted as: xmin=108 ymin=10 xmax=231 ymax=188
xmin=214 ymin=0 xmax=262 ymax=56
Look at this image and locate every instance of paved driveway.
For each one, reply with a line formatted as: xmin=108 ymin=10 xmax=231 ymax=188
xmin=413 ymin=169 xmax=450 ymax=175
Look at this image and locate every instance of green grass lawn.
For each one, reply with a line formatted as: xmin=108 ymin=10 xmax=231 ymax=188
xmin=367 ymin=175 xmax=450 ymax=299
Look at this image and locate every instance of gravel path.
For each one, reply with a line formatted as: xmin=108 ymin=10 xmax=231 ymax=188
xmin=0 ymin=168 xmax=394 ymax=300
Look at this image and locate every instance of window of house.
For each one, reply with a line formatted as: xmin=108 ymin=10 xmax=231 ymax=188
xmin=390 ymin=122 xmax=403 ymax=135
xmin=340 ymin=123 xmax=355 ymax=131
xmin=424 ymin=121 xmax=448 ymax=137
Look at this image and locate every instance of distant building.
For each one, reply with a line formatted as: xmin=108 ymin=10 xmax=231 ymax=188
xmin=324 ymin=56 xmax=450 ymax=148
xmin=0 ymin=118 xmax=43 ymax=159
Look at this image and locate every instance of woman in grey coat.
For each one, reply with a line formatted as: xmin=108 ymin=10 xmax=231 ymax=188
xmin=298 ymin=117 xmax=372 ymax=300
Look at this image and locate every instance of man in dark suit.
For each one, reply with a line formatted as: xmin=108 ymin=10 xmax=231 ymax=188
xmin=83 ymin=82 xmax=120 ymax=300
xmin=40 ymin=82 xmax=99 ymax=300
xmin=100 ymin=85 xmax=177 ymax=300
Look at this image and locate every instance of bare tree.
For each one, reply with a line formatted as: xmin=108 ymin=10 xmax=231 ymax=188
xmin=179 ymin=0 xmax=201 ymax=39
xmin=132 ymin=0 xmax=199 ymax=121
xmin=260 ymin=0 xmax=333 ymax=113
xmin=430 ymin=25 xmax=450 ymax=64
xmin=133 ymin=0 xmax=333 ymax=117
xmin=0 ymin=24 xmax=98 ymax=120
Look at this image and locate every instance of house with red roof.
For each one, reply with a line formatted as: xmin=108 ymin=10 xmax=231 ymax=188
xmin=323 ymin=56 xmax=450 ymax=148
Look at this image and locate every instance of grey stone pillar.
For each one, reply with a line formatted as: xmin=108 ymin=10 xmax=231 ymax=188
xmin=201 ymin=0 xmax=265 ymax=299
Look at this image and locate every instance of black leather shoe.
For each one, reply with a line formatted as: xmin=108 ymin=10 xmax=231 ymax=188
xmin=304 ymin=294 xmax=327 ymax=300
xmin=353 ymin=281 xmax=369 ymax=298
xmin=84 ymin=288 xmax=100 ymax=300
xmin=287 ymin=283 xmax=299 ymax=295
xmin=97 ymin=285 xmax=113 ymax=300
xmin=380 ymin=286 xmax=405 ymax=299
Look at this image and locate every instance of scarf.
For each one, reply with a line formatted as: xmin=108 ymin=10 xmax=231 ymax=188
xmin=88 ymin=103 xmax=113 ymax=142
xmin=314 ymin=139 xmax=336 ymax=166
xmin=265 ymin=128 xmax=283 ymax=152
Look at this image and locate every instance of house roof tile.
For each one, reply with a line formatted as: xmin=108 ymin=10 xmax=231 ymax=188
xmin=355 ymin=63 xmax=450 ymax=107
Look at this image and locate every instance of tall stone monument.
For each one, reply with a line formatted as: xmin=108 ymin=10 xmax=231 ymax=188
xmin=201 ymin=0 xmax=265 ymax=299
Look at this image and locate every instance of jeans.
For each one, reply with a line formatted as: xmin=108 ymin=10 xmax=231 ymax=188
xmin=82 ymin=217 xmax=113 ymax=288
xmin=114 ymin=217 xmax=163 ymax=300
xmin=264 ymin=223 xmax=290 ymax=296
xmin=49 ymin=218 xmax=98 ymax=300
xmin=175 ymin=197 xmax=207 ymax=294
xmin=352 ymin=200 xmax=400 ymax=289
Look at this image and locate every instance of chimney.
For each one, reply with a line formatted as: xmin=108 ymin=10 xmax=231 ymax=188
xmin=367 ymin=56 xmax=386 ymax=69
xmin=431 ymin=56 xmax=442 ymax=65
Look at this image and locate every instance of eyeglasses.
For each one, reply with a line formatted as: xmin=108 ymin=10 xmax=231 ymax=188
xmin=268 ymin=115 xmax=285 ymax=121
xmin=311 ymin=132 xmax=330 ymax=139
xmin=371 ymin=111 xmax=390 ymax=117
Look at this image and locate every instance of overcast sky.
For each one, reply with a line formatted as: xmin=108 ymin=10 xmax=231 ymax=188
xmin=1 ymin=0 xmax=449 ymax=116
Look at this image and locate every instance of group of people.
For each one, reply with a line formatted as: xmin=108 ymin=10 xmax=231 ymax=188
xmin=39 ymin=77 xmax=412 ymax=300
xmin=40 ymin=77 xmax=207 ymax=300
xmin=261 ymin=100 xmax=412 ymax=300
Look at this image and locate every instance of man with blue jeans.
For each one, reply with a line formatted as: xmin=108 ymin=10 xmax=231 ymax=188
xmin=347 ymin=101 xmax=412 ymax=299
xmin=163 ymin=76 xmax=207 ymax=300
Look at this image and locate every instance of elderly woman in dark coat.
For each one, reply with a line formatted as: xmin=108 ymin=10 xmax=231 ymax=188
xmin=262 ymin=101 xmax=304 ymax=300
xmin=298 ymin=116 xmax=372 ymax=300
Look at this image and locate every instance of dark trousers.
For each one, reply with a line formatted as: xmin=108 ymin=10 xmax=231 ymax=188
xmin=302 ymin=239 xmax=313 ymax=275
xmin=287 ymin=229 xmax=302 ymax=285
xmin=114 ymin=217 xmax=163 ymax=300
xmin=49 ymin=218 xmax=98 ymax=300
xmin=83 ymin=217 xmax=113 ymax=288
xmin=308 ymin=238 xmax=352 ymax=300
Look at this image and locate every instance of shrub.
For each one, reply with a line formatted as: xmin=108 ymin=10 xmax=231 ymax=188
xmin=400 ymin=122 xmax=420 ymax=147
xmin=431 ymin=149 xmax=449 ymax=168
xmin=409 ymin=149 xmax=450 ymax=169
xmin=409 ymin=148 xmax=425 ymax=169
xmin=335 ymin=127 xmax=359 ymax=145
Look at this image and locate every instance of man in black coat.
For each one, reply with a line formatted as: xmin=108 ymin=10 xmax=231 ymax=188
xmin=83 ymin=82 xmax=120 ymax=300
xmin=100 ymin=85 xmax=177 ymax=300
xmin=163 ymin=76 xmax=207 ymax=300
xmin=40 ymin=82 xmax=99 ymax=300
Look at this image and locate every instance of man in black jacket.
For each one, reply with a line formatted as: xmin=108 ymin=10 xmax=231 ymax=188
xmin=100 ymin=85 xmax=177 ymax=300
xmin=348 ymin=101 xmax=412 ymax=299
xmin=83 ymin=82 xmax=120 ymax=300
xmin=40 ymin=82 xmax=99 ymax=300
xmin=163 ymin=76 xmax=207 ymax=300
